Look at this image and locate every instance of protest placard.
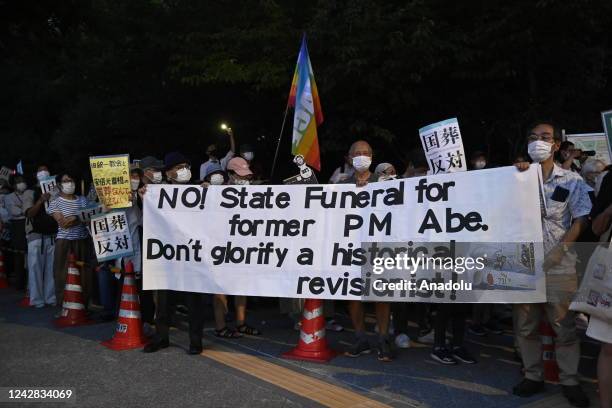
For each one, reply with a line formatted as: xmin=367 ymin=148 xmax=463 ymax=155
xmin=39 ymin=175 xmax=58 ymax=209
xmin=602 ymin=109 xmax=612 ymax=159
xmin=78 ymin=203 xmax=105 ymax=223
xmin=419 ymin=118 xmax=467 ymax=174
xmin=0 ymin=166 xmax=11 ymax=182
xmin=90 ymin=210 xmax=134 ymax=262
xmin=143 ymin=166 xmax=546 ymax=303
xmin=565 ymin=132 xmax=612 ymax=165
xmin=89 ymin=154 xmax=131 ymax=209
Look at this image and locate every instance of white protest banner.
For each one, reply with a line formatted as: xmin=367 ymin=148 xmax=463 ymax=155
xmin=143 ymin=166 xmax=546 ymax=303
xmin=419 ymin=118 xmax=467 ymax=174
xmin=78 ymin=203 xmax=104 ymax=223
xmin=565 ymin=132 xmax=612 ymax=166
xmin=39 ymin=175 xmax=58 ymax=209
xmin=90 ymin=211 xmax=134 ymax=262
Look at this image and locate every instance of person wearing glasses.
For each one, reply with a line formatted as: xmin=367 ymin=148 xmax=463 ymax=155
xmin=513 ymin=121 xmax=592 ymax=407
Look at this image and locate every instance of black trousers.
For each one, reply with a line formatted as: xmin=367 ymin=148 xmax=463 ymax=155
xmin=155 ymin=290 xmax=205 ymax=347
xmin=434 ymin=304 xmax=468 ymax=348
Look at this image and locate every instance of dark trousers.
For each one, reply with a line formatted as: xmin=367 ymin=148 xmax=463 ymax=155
xmin=392 ymin=302 xmax=430 ymax=334
xmin=434 ymin=304 xmax=468 ymax=348
xmin=136 ymin=278 xmax=155 ymax=324
xmin=155 ymin=290 xmax=205 ymax=347
xmin=53 ymin=238 xmax=95 ymax=308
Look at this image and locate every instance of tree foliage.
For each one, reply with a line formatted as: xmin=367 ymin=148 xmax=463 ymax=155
xmin=1 ymin=0 xmax=611 ymax=180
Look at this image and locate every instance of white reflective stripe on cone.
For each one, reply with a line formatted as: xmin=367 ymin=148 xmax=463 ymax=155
xmin=67 ymin=267 xmax=80 ymax=275
xmin=121 ymin=293 xmax=139 ymax=302
xmin=119 ymin=309 xmax=141 ymax=319
xmin=62 ymin=301 xmax=85 ymax=310
xmin=302 ymin=307 xmax=323 ymax=321
xmin=123 ymin=277 xmax=136 ymax=286
xmin=64 ymin=284 xmax=82 ymax=292
xmin=300 ymin=328 xmax=326 ymax=344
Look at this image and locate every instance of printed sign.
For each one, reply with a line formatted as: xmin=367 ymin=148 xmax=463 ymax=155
xmin=89 ymin=154 xmax=131 ymax=208
xmin=39 ymin=175 xmax=58 ymax=209
xmin=419 ymin=118 xmax=467 ymax=174
xmin=565 ymin=133 xmax=612 ymax=166
xmin=143 ymin=166 xmax=546 ymax=303
xmin=90 ymin=211 xmax=134 ymax=262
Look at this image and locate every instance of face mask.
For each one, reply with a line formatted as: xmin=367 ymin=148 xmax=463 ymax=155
xmin=352 ymin=155 xmax=372 ymax=171
xmin=233 ymin=178 xmax=250 ymax=185
xmin=378 ymin=174 xmax=397 ymax=182
xmin=473 ymin=160 xmax=486 ymax=170
xmin=16 ymin=182 xmax=27 ymax=192
xmin=150 ymin=171 xmax=162 ymax=184
xmin=210 ymin=174 xmax=225 ymax=185
xmin=130 ymin=179 xmax=140 ymax=191
xmin=242 ymin=152 xmax=254 ymax=161
xmin=528 ymin=141 xmax=553 ymax=163
xmin=61 ymin=182 xmax=75 ymax=195
xmin=174 ymin=168 xmax=191 ymax=183
xmin=36 ymin=171 xmax=50 ymax=181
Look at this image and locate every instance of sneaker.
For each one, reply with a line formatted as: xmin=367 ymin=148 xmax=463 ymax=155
xmin=417 ymin=329 xmax=435 ymax=344
xmin=344 ymin=339 xmax=371 ymax=357
xmin=468 ymin=324 xmax=487 ymax=336
xmin=377 ymin=338 xmax=394 ymax=362
xmin=562 ymin=385 xmax=589 ymax=407
xmin=431 ymin=347 xmax=457 ymax=365
xmin=512 ymin=378 xmax=545 ymax=397
xmin=451 ymin=346 xmax=477 ymax=364
xmin=484 ymin=321 xmax=503 ymax=335
xmin=394 ymin=333 xmax=411 ymax=349
xmin=325 ymin=319 xmax=344 ymax=332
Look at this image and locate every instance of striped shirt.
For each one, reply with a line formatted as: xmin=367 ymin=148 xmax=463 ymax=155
xmin=46 ymin=196 xmax=90 ymax=240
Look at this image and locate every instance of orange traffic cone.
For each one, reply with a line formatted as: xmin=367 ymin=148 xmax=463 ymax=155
xmin=0 ymin=251 xmax=8 ymax=289
xmin=54 ymin=253 xmax=92 ymax=327
xmin=101 ymin=261 xmax=147 ymax=350
xmin=282 ymin=298 xmax=336 ymax=363
xmin=18 ymin=289 xmax=31 ymax=307
xmin=540 ymin=319 xmax=560 ymax=382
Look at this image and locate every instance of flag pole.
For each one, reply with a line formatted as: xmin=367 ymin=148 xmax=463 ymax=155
xmin=270 ymin=103 xmax=290 ymax=180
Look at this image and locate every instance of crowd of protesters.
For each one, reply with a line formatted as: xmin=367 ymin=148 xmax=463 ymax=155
xmin=0 ymin=121 xmax=611 ymax=408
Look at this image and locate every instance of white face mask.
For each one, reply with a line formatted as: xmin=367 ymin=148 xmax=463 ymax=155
xmin=150 ymin=171 xmax=162 ymax=184
xmin=36 ymin=171 xmax=50 ymax=181
xmin=473 ymin=160 xmax=486 ymax=170
xmin=242 ymin=152 xmax=254 ymax=161
xmin=61 ymin=182 xmax=75 ymax=195
xmin=352 ymin=155 xmax=372 ymax=172
xmin=528 ymin=141 xmax=553 ymax=163
xmin=130 ymin=179 xmax=140 ymax=191
xmin=209 ymin=174 xmax=225 ymax=185
xmin=174 ymin=168 xmax=191 ymax=183
xmin=377 ymin=174 xmax=397 ymax=182
xmin=16 ymin=182 xmax=27 ymax=192
xmin=233 ymin=178 xmax=250 ymax=185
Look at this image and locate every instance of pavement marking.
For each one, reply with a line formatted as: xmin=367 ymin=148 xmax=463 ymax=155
xmin=202 ymin=345 xmax=394 ymax=408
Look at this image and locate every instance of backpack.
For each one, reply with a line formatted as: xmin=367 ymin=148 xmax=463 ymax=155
xmin=30 ymin=189 xmax=58 ymax=235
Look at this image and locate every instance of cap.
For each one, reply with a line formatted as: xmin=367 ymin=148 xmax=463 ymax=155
xmin=201 ymin=162 xmax=223 ymax=180
xmin=140 ymin=156 xmax=164 ymax=171
xmin=164 ymin=152 xmax=190 ymax=171
xmin=227 ymin=157 xmax=253 ymax=177
xmin=374 ymin=162 xmax=393 ymax=176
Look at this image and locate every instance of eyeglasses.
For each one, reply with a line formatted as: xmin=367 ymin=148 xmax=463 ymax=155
xmin=527 ymin=132 xmax=554 ymax=143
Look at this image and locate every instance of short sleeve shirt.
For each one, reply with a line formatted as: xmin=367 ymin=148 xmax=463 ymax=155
xmin=542 ymin=164 xmax=592 ymax=274
xmin=338 ymin=172 xmax=378 ymax=185
xmin=46 ymin=196 xmax=89 ymax=240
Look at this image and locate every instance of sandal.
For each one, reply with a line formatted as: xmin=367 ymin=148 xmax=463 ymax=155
xmin=214 ymin=327 xmax=243 ymax=338
xmin=236 ymin=324 xmax=262 ymax=336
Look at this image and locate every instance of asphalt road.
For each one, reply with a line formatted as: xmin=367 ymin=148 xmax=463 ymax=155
xmin=0 ymin=289 xmax=602 ymax=408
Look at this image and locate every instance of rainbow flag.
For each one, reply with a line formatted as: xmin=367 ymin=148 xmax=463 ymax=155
xmin=288 ymin=35 xmax=323 ymax=171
